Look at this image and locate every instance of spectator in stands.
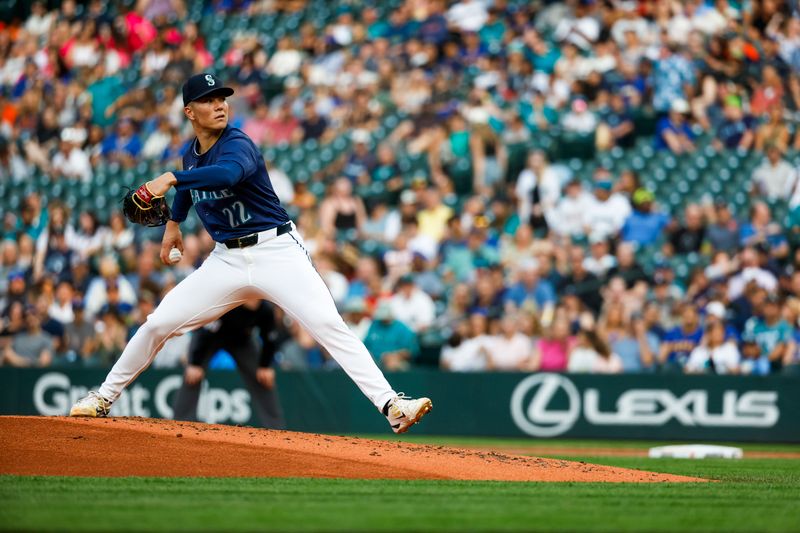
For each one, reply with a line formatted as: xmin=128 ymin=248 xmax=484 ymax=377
xmin=659 ymin=303 xmax=703 ymax=372
xmin=363 ymin=301 xmax=419 ymax=371
xmin=84 ymin=255 xmax=137 ymax=319
xmin=2 ymin=270 xmax=28 ymax=317
xmin=739 ymin=202 xmax=789 ymax=262
xmin=93 ymin=307 xmax=128 ymax=367
xmin=3 ymin=306 xmax=53 ymax=367
xmin=342 ymin=297 xmax=371 ymax=341
xmin=621 ymin=189 xmax=670 ymax=247
xmin=742 ymin=294 xmax=793 ymax=374
xmin=342 ymin=130 xmax=377 ymax=184
xmin=504 ymin=258 xmax=556 ymax=314
xmin=755 ymin=106 xmax=791 ymax=153
xmin=667 ymin=203 xmax=706 ymax=255
xmin=596 ymin=92 xmax=635 ymax=150
xmin=318 ymin=177 xmax=367 ymax=239
xmin=754 ymin=145 xmax=797 ymax=202
xmin=264 ymin=102 xmax=301 ymax=146
xmin=583 ymin=179 xmax=630 ymax=241
xmin=515 ymin=150 xmax=561 ymax=233
xmin=63 ymin=299 xmax=96 ymax=366
xmin=559 ymin=246 xmax=603 ymax=314
xmin=600 ymin=304 xmax=656 ymax=372
xmin=561 ymin=98 xmax=598 ymax=135
xmin=713 ymin=97 xmax=755 ymax=151
xmin=608 ymin=242 xmax=649 ymax=289
xmin=100 ymin=118 xmax=142 ymax=166
xmin=529 ymin=311 xmax=573 ymax=372
xmin=389 ymin=274 xmax=435 ymax=333
xmin=705 ymin=200 xmax=740 ymax=253
xmin=301 ymin=100 xmax=329 ymax=142
xmin=583 ymin=234 xmax=616 ymax=278
xmin=417 ymin=188 xmax=453 ymax=244
xmin=655 ymin=99 xmax=695 ymax=154
xmin=568 ymin=314 xmax=623 ymax=374
xmin=484 ymin=314 xmax=533 ymax=371
xmin=51 ymin=129 xmax=92 ymax=182
xmin=685 ymin=320 xmax=741 ymax=374
xmin=440 ymin=312 xmax=490 ymax=372
xmin=242 ymin=102 xmax=272 ymax=146
xmin=548 ymin=179 xmax=594 ymax=238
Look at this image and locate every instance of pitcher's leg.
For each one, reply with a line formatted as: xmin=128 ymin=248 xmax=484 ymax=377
xmin=98 ymin=255 xmax=253 ymax=402
xmin=254 ymin=236 xmax=396 ymax=411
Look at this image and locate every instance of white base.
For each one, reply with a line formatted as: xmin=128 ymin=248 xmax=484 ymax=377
xmin=648 ymin=444 xmax=743 ymax=459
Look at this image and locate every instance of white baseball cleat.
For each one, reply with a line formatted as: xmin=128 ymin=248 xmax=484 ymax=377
xmin=69 ymin=391 xmax=113 ymax=418
xmin=385 ymin=393 xmax=432 ymax=434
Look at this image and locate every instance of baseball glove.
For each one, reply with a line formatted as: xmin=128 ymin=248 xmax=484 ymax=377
xmin=122 ymin=183 xmax=171 ymax=227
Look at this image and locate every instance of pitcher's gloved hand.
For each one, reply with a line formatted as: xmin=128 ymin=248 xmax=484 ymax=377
xmin=122 ymin=182 xmax=171 ymax=227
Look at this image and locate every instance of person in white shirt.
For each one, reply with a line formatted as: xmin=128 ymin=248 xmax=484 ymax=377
xmin=48 ymin=280 xmax=75 ymax=325
xmin=547 ymin=179 xmax=595 ymax=238
xmin=314 ymin=255 xmax=350 ymax=307
xmin=727 ymin=247 xmax=778 ymax=300
xmin=568 ymin=321 xmax=623 ymax=374
xmin=583 ymin=234 xmax=617 ymax=278
xmin=24 ymin=1 xmax=54 ymax=38
xmin=553 ymin=6 xmax=600 ymax=50
xmin=141 ymin=120 xmax=173 ymax=161
xmin=389 ymin=274 xmax=435 ymax=333
xmin=440 ymin=313 xmax=491 ymax=372
xmin=341 ymin=297 xmax=372 ymax=341
xmin=446 ymin=0 xmax=488 ymax=32
xmin=561 ymin=99 xmax=598 ymax=134
xmin=756 ymin=145 xmax=797 ymax=202
xmin=582 ymin=180 xmax=631 ymax=240
xmin=51 ymin=132 xmax=92 ymax=183
xmin=610 ymin=4 xmax=654 ymax=47
xmin=686 ymin=321 xmax=740 ymax=374
xmin=484 ymin=315 xmax=533 ymax=371
xmin=515 ymin=150 xmax=561 ymax=230
xmin=267 ymin=37 xmax=304 ymax=77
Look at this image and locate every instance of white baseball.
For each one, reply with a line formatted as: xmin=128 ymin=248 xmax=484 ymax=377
xmin=169 ymin=248 xmax=182 ymax=263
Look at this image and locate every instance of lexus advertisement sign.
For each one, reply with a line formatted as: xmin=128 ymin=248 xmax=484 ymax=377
xmin=508 ymin=373 xmax=791 ymax=441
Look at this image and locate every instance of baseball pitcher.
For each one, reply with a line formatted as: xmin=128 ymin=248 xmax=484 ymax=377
xmin=70 ymin=73 xmax=432 ymax=433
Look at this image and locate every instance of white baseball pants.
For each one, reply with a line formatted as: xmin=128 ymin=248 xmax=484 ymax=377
xmin=98 ymin=227 xmax=397 ymax=411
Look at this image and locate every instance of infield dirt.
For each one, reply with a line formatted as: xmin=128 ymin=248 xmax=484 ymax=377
xmin=0 ymin=416 xmax=703 ymax=482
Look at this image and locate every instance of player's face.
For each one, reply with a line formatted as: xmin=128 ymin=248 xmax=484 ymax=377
xmin=186 ymin=95 xmax=229 ymax=131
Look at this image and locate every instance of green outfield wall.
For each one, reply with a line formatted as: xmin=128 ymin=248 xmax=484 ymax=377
xmin=1 ymin=368 xmax=798 ymax=442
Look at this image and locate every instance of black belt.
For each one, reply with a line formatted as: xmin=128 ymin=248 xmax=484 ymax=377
xmin=224 ymin=222 xmax=292 ymax=249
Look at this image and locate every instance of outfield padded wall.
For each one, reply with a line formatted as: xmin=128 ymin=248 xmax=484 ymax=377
xmin=1 ymin=368 xmax=798 ymax=442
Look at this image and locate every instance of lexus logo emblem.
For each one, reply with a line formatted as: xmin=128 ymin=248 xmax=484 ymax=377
xmin=510 ymin=374 xmax=580 ymax=437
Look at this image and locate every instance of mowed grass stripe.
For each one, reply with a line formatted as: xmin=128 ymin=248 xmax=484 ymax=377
xmin=369 ymin=435 xmax=800 ymax=454
xmin=1 ymin=458 xmax=799 ymax=533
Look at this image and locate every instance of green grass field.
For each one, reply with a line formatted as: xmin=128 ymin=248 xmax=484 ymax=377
xmin=2 ymin=440 xmax=799 ymax=533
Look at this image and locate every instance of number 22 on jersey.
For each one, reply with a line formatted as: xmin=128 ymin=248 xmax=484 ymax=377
xmin=222 ymin=201 xmax=252 ymax=228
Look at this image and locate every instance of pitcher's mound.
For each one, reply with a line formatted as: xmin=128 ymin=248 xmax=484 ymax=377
xmin=0 ymin=416 xmax=702 ymax=482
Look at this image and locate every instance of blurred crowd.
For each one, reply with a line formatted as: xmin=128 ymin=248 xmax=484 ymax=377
xmin=2 ymin=0 xmax=800 ymax=376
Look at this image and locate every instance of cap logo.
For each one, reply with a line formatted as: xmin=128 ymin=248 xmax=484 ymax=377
xmin=205 ymin=75 xmax=215 ymax=86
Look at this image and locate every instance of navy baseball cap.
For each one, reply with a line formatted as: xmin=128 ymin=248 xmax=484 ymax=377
xmin=182 ymin=73 xmax=234 ymax=106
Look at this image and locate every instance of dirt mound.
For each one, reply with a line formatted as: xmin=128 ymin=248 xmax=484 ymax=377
xmin=0 ymin=417 xmax=702 ymax=482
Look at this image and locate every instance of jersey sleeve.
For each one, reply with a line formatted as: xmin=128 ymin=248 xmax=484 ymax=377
xmin=216 ymin=136 xmax=259 ymax=179
xmin=170 ymin=189 xmax=192 ymax=223
xmin=173 ymin=136 xmax=258 ymax=191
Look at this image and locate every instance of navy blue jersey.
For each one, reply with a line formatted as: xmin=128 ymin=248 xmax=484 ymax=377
xmin=171 ymin=126 xmax=289 ymax=242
